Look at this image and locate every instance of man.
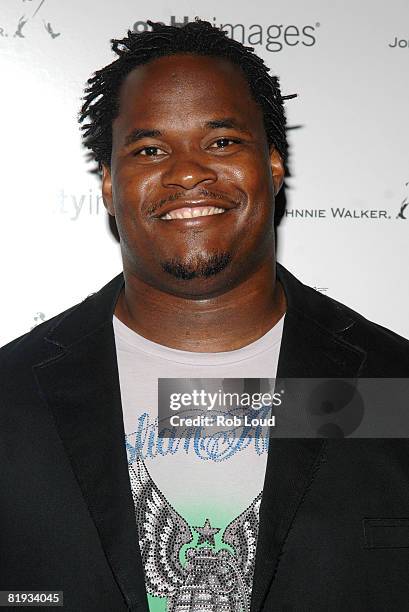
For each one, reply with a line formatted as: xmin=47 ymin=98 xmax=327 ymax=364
xmin=1 ymin=19 xmax=409 ymax=612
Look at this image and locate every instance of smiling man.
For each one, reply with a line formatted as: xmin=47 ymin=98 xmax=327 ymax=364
xmin=1 ymin=19 xmax=409 ymax=612
xmin=102 ymin=51 xmax=286 ymax=351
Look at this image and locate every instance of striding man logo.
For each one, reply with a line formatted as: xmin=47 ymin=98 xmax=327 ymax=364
xmin=396 ymin=181 xmax=409 ymax=220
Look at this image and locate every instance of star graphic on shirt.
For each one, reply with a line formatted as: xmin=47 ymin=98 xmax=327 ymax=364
xmin=193 ymin=518 xmax=220 ymax=546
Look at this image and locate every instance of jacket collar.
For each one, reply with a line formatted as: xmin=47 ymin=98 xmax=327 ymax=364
xmin=251 ymin=265 xmax=366 ymax=611
xmin=34 ymin=274 xmax=147 ymax=611
xmin=35 ymin=264 xmax=366 ymax=612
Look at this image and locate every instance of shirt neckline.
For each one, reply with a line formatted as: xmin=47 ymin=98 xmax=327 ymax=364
xmin=113 ymin=314 xmax=285 ymax=366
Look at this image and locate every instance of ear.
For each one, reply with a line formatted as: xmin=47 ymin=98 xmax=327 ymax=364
xmin=269 ymin=147 xmax=285 ymax=195
xmin=101 ymin=163 xmax=115 ymax=216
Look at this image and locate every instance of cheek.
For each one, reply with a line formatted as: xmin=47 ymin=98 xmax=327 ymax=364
xmin=234 ymin=160 xmax=276 ymax=233
xmin=223 ymin=153 xmax=273 ymax=193
xmin=113 ymin=167 xmax=157 ymax=218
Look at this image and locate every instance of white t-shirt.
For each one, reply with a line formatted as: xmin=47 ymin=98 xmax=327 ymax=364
xmin=113 ymin=315 xmax=284 ymax=612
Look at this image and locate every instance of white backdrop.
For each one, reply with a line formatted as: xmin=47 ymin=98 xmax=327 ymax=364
xmin=1 ymin=0 xmax=408 ymax=346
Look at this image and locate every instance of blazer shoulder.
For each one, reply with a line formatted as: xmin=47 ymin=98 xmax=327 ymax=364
xmin=0 ymin=273 xmax=123 ymax=371
xmin=340 ymin=301 xmax=409 ymax=374
xmin=278 ymin=264 xmax=409 ymax=374
xmin=304 ymin=283 xmax=409 ymax=374
xmin=0 ymin=301 xmax=82 ymax=370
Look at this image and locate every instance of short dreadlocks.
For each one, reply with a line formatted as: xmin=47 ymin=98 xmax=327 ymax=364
xmin=79 ymin=19 xmax=295 ymax=172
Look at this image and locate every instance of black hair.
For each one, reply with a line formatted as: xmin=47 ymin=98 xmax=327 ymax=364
xmin=79 ymin=19 xmax=295 ymax=171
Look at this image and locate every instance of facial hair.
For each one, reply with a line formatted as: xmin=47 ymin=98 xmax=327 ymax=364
xmin=161 ymin=252 xmax=231 ymax=280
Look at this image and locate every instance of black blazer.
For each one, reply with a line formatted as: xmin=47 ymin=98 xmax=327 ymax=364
xmin=1 ymin=264 xmax=409 ymax=612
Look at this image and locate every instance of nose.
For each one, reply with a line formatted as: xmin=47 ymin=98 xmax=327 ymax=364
xmin=161 ymin=156 xmax=217 ymax=190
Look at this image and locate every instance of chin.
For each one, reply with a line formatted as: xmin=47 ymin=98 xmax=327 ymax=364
xmin=160 ymin=251 xmax=232 ymax=281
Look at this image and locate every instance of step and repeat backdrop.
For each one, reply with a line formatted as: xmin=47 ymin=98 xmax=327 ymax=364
xmin=1 ymin=0 xmax=408 ymax=345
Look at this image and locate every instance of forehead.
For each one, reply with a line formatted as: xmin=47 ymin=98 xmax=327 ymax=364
xmin=114 ymin=54 xmax=263 ymax=134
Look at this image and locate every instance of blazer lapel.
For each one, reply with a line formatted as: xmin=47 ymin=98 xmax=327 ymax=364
xmin=34 ymin=276 xmax=148 ymax=612
xmin=250 ymin=266 xmax=367 ymax=611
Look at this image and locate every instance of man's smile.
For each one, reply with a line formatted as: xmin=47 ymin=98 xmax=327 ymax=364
xmin=157 ymin=206 xmax=236 ymax=226
xmin=160 ymin=205 xmax=226 ymax=220
xmin=153 ymin=196 xmax=239 ymax=221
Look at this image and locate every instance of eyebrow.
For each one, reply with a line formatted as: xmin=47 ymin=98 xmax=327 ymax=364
xmin=124 ymin=128 xmax=162 ymax=147
xmin=204 ymin=118 xmax=251 ymax=134
xmin=123 ymin=117 xmax=251 ymax=147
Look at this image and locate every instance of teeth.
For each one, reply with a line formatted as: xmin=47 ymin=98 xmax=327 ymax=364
xmin=161 ymin=206 xmax=225 ymax=220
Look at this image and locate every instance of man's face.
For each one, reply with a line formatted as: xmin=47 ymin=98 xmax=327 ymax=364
xmin=102 ymin=54 xmax=284 ymax=298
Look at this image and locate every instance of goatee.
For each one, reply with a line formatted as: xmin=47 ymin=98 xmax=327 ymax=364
xmin=161 ymin=252 xmax=231 ymax=280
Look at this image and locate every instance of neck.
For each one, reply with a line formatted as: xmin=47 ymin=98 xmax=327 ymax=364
xmin=115 ymin=258 xmax=286 ymax=352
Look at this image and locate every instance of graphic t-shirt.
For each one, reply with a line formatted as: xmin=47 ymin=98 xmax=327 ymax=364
xmin=113 ymin=315 xmax=284 ymax=612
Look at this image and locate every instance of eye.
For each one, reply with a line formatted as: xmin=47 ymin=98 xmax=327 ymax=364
xmin=134 ymin=146 xmax=167 ymax=157
xmin=209 ymin=138 xmax=242 ymax=149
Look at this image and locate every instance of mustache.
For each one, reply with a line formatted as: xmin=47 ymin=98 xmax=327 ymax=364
xmin=145 ymin=188 xmax=246 ymax=216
